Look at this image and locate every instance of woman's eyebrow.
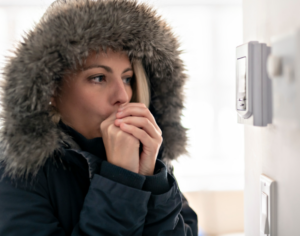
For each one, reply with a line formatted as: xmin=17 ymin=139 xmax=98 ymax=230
xmin=83 ymin=65 xmax=112 ymax=72
xmin=83 ymin=65 xmax=133 ymax=74
xmin=122 ymin=68 xmax=133 ymax=73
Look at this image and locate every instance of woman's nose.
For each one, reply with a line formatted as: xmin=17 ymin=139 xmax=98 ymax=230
xmin=111 ymin=78 xmax=131 ymax=104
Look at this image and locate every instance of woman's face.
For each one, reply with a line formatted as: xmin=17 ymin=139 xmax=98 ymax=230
xmin=53 ymin=49 xmax=133 ymax=139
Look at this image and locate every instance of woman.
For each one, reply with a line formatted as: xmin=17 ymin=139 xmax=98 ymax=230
xmin=0 ymin=0 xmax=198 ymax=235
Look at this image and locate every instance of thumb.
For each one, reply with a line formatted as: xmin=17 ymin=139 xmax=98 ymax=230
xmin=110 ymin=103 xmax=128 ymax=120
xmin=103 ymin=103 xmax=128 ymax=125
xmin=102 ymin=106 xmax=122 ymax=128
xmin=100 ymin=110 xmax=118 ymax=136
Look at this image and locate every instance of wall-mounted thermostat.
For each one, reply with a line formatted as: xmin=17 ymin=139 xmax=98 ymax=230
xmin=236 ymin=41 xmax=272 ymax=126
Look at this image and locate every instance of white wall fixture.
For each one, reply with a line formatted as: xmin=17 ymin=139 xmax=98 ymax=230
xmin=236 ymin=41 xmax=272 ymax=126
xmin=267 ymin=29 xmax=300 ymax=128
xmin=260 ymin=174 xmax=276 ymax=236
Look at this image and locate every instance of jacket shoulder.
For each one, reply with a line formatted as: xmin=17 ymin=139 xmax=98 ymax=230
xmin=0 ymin=146 xmax=88 ymax=189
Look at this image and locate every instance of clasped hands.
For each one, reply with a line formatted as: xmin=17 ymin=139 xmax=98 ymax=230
xmin=101 ymin=103 xmax=163 ymax=176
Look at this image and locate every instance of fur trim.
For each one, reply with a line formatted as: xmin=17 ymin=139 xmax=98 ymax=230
xmin=0 ymin=0 xmax=189 ymax=179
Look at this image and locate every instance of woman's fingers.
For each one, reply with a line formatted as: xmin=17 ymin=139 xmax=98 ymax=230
xmin=118 ymin=122 xmax=161 ymax=152
xmin=116 ymin=103 xmax=163 ymax=176
xmin=116 ymin=103 xmax=162 ymax=135
xmin=115 ymin=116 xmax=160 ymax=139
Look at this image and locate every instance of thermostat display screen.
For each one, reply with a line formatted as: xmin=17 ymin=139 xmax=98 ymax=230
xmin=238 ymin=57 xmax=246 ymax=94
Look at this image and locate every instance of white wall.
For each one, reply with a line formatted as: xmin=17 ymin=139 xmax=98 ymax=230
xmin=243 ymin=0 xmax=300 ymax=235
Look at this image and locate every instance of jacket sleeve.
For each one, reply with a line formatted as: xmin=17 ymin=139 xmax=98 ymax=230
xmin=0 ymin=159 xmax=151 ymax=236
xmin=74 ymin=172 xmax=151 ymax=235
xmin=98 ymin=147 xmax=199 ymax=236
xmin=100 ymin=158 xmax=199 ymax=236
xmin=141 ymin=162 xmax=198 ymax=236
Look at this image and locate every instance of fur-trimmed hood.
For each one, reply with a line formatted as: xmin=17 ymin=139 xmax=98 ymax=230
xmin=0 ymin=0 xmax=188 ymax=179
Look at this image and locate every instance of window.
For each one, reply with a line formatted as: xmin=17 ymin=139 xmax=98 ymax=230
xmin=152 ymin=0 xmax=244 ymax=192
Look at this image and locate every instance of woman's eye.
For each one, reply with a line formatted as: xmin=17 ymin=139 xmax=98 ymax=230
xmin=124 ymin=77 xmax=132 ymax=84
xmin=91 ymin=75 xmax=105 ymax=83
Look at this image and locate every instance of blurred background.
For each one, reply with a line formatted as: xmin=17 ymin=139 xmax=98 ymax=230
xmin=0 ymin=0 xmax=244 ymax=235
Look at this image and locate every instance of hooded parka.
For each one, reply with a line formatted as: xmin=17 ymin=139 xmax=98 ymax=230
xmin=0 ymin=0 xmax=198 ymax=235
